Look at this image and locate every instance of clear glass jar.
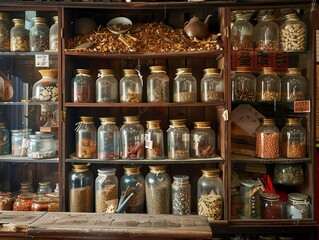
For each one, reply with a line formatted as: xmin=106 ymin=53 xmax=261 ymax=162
xmin=254 ymin=15 xmax=279 ymax=51
xmin=145 ymin=165 xmax=171 ymax=214
xmin=46 ymin=194 xmax=60 ymax=212
xmin=27 ymin=132 xmax=57 ymax=159
xmin=280 ymin=13 xmax=306 ymax=52
xmin=95 ymin=168 xmax=118 ymax=213
xmin=191 ymin=121 xmax=215 ymax=158
xmin=173 ymin=68 xmax=197 ymax=103
xmin=68 ymin=164 xmax=93 ymax=212
xmin=120 ymin=116 xmax=144 ymax=160
xmin=49 ymin=16 xmax=58 ymax=50
xmin=97 ymin=117 xmax=119 ymax=160
xmin=32 ymin=69 xmax=58 ymax=101
xmin=0 ymin=192 xmax=13 ymax=210
xmin=232 ymin=67 xmax=256 ymax=102
xmin=75 ymin=116 xmax=97 ymax=159
xmin=172 ymin=175 xmax=191 ymax=215
xmin=147 ymin=66 xmax=169 ymax=103
xmin=281 ymin=68 xmax=307 ymax=102
xmin=0 ymin=122 xmax=9 ymax=154
xmin=274 ymin=163 xmax=304 ymax=185
xmin=0 ymin=12 xmax=11 ymax=51
xmin=167 ymin=119 xmax=190 ymax=159
xmin=197 ymin=168 xmax=223 ymax=221
xmin=231 ymin=13 xmax=254 ymax=50
xmin=37 ymin=180 xmax=52 ymax=195
xmin=95 ymin=69 xmax=118 ymax=103
xmin=201 ymin=68 xmax=223 ymax=102
xmin=10 ymin=18 xmax=29 ymax=52
xmin=260 ymin=193 xmax=282 ymax=219
xmin=239 ymin=180 xmax=261 ymax=219
xmin=31 ymin=195 xmax=49 ymax=211
xmin=71 ymin=69 xmax=94 ymax=103
xmin=13 ymin=192 xmax=36 ymax=211
xmin=286 ymin=193 xmax=310 ymax=219
xmin=255 ymin=118 xmax=279 ymax=159
xmin=256 ymin=67 xmax=281 ymax=101
xmin=120 ymin=69 xmax=142 ymax=103
xmin=145 ymin=120 xmax=164 ymax=160
xmin=11 ymin=129 xmax=31 ymax=157
xmin=30 ymin=17 xmax=49 ymax=52
xmin=19 ymin=181 xmax=34 ymax=193
xmin=120 ymin=165 xmax=145 ymax=213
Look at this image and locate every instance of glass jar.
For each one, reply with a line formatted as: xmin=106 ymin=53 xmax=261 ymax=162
xmin=46 ymin=192 xmax=59 ymax=212
xmin=173 ymin=68 xmax=197 ymax=103
xmin=30 ymin=17 xmax=49 ymax=52
xmin=0 ymin=12 xmax=11 ymax=51
xmin=97 ymin=117 xmax=119 ymax=160
xmin=120 ymin=69 xmax=142 ymax=103
xmin=11 ymin=129 xmax=31 ymax=157
xmin=37 ymin=180 xmax=52 ymax=195
xmin=145 ymin=120 xmax=164 ymax=160
xmin=239 ymin=180 xmax=261 ymax=219
xmin=32 ymin=69 xmax=58 ymax=102
xmin=31 ymin=195 xmax=49 ymax=211
xmin=201 ymin=68 xmax=224 ymax=102
xmin=68 ymin=164 xmax=93 ymax=212
xmin=96 ymin=69 xmax=118 ymax=103
xmin=19 ymin=181 xmax=34 ymax=193
xmin=256 ymin=67 xmax=281 ymax=101
xmin=10 ymin=18 xmax=29 ymax=52
xmin=71 ymin=69 xmax=94 ymax=103
xmin=49 ymin=16 xmax=58 ymax=50
xmin=281 ymin=68 xmax=307 ymax=102
xmin=145 ymin=165 xmax=171 ymax=214
xmin=172 ymin=175 xmax=191 ymax=215
xmin=274 ymin=163 xmax=304 ymax=185
xmin=27 ymin=132 xmax=57 ymax=159
xmin=120 ymin=165 xmax=145 ymax=213
xmin=254 ymin=15 xmax=279 ymax=51
xmin=231 ymin=13 xmax=254 ymax=50
xmin=167 ymin=119 xmax=190 ymax=159
xmin=232 ymin=67 xmax=256 ymax=102
xmin=197 ymin=168 xmax=223 ymax=221
xmin=13 ymin=193 xmax=36 ymax=211
xmin=191 ymin=121 xmax=216 ymax=158
xmin=95 ymin=168 xmax=118 ymax=213
xmin=147 ymin=66 xmax=169 ymax=103
xmin=286 ymin=193 xmax=310 ymax=219
xmin=260 ymin=193 xmax=282 ymax=219
xmin=0 ymin=192 xmax=13 ymax=210
xmin=255 ymin=118 xmax=279 ymax=159
xmin=0 ymin=122 xmax=9 ymax=154
xmin=120 ymin=116 xmax=144 ymax=160
xmin=280 ymin=13 xmax=306 ymax=52
xmin=75 ymin=116 xmax=97 ymax=159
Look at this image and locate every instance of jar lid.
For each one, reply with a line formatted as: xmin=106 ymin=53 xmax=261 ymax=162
xmin=20 ymin=181 xmax=33 ymax=187
xmin=236 ymin=67 xmax=252 ymax=73
xmin=149 ymin=165 xmax=166 ymax=172
xmin=29 ymin=133 xmax=54 ymax=139
xmin=39 ymin=180 xmax=51 ymax=187
xmin=0 ymin=122 xmax=6 ymax=128
xmin=11 ymin=128 xmax=32 ymax=134
xmin=262 ymin=67 xmax=275 ymax=74
xmin=80 ymin=116 xmax=94 ymax=123
xmin=98 ymin=69 xmax=114 ymax=76
xmin=0 ymin=191 xmax=11 ymax=197
xmin=38 ymin=69 xmax=58 ymax=78
xmin=284 ymin=13 xmax=299 ymax=20
xmin=123 ymin=116 xmax=139 ymax=123
xmin=97 ymin=168 xmax=116 ymax=175
xmin=149 ymin=66 xmax=166 ymax=72
xmin=100 ymin=117 xmax=116 ymax=123
xmin=76 ymin=69 xmax=91 ymax=75
xmin=288 ymin=192 xmax=308 ymax=201
xmin=146 ymin=120 xmax=161 ymax=129
xmin=0 ymin=12 xmax=9 ymax=20
xmin=285 ymin=117 xmax=302 ymax=125
xmin=169 ymin=119 xmax=187 ymax=126
xmin=259 ymin=118 xmax=275 ymax=125
xmin=286 ymin=68 xmax=302 ymax=75
xmin=123 ymin=69 xmax=138 ymax=76
xmin=240 ymin=179 xmax=260 ymax=188
xmin=72 ymin=164 xmax=90 ymax=172
xmin=259 ymin=15 xmax=275 ymax=21
xmin=53 ymin=16 xmax=58 ymax=23
xmin=176 ymin=68 xmax=192 ymax=74
xmin=19 ymin=192 xmax=36 ymax=199
xmin=194 ymin=121 xmax=211 ymax=128
xmin=123 ymin=165 xmax=141 ymax=174
xmin=173 ymin=175 xmax=189 ymax=182
xmin=201 ymin=168 xmax=220 ymax=177
xmin=12 ymin=18 xmax=24 ymax=26
xmin=32 ymin=17 xmax=46 ymax=24
xmin=261 ymin=193 xmax=280 ymax=201
xmin=204 ymin=68 xmax=220 ymax=75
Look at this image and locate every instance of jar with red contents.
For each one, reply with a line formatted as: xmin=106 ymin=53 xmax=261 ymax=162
xmin=13 ymin=193 xmax=36 ymax=211
xmin=0 ymin=192 xmax=13 ymax=210
xmin=31 ymin=195 xmax=49 ymax=211
xmin=260 ymin=193 xmax=282 ymax=219
xmin=71 ymin=69 xmax=94 ymax=103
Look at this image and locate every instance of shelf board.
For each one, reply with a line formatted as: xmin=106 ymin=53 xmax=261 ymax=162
xmin=0 ymin=101 xmax=58 ymax=106
xmin=0 ymin=51 xmax=58 ymax=59
xmin=231 ymin=154 xmax=311 ymax=164
xmin=0 ymin=155 xmax=58 ymax=163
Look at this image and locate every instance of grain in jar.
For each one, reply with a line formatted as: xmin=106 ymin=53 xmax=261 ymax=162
xmin=145 ymin=120 xmax=164 ymax=160
xmin=96 ymin=69 xmax=118 ymax=103
xmin=239 ymin=180 xmax=261 ymax=219
xmin=10 ymin=18 xmax=29 ymax=52
xmin=46 ymin=192 xmax=59 ymax=212
xmin=0 ymin=122 xmax=9 ymax=154
xmin=256 ymin=67 xmax=281 ymax=102
xmin=147 ymin=66 xmax=169 ymax=103
xmin=0 ymin=192 xmax=13 ymax=210
xmin=232 ymin=67 xmax=256 ymax=102
xmin=167 ymin=119 xmax=190 ymax=159
xmin=13 ymin=193 xmax=36 ymax=211
xmin=32 ymin=69 xmax=58 ymax=101
xmin=172 ymin=175 xmax=191 ymax=215
xmin=49 ymin=16 xmax=58 ymax=50
xmin=30 ymin=17 xmax=49 ymax=52
xmin=231 ymin=13 xmax=254 ymax=50
xmin=31 ymin=195 xmax=49 ymax=211
xmin=281 ymin=68 xmax=307 ymax=102
xmin=254 ymin=15 xmax=279 ymax=51
xmin=173 ymin=68 xmax=197 ymax=103
xmin=260 ymin=193 xmax=282 ymax=219
xmin=71 ymin=69 xmax=94 ymax=103
xmin=286 ymin=193 xmax=310 ymax=219
xmin=201 ymin=68 xmax=224 ymax=102
xmin=273 ymin=163 xmax=304 ymax=185
xmin=0 ymin=12 xmax=11 ymax=51
xmin=191 ymin=121 xmax=216 ymax=158
xmin=120 ymin=69 xmax=142 ymax=103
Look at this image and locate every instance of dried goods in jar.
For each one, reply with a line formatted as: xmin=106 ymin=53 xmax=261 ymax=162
xmin=13 ymin=193 xmax=36 ymax=211
xmin=274 ymin=163 xmax=304 ymax=185
xmin=231 ymin=13 xmax=254 ymax=50
xmin=32 ymin=69 xmax=58 ymax=102
xmin=0 ymin=122 xmax=9 ymax=154
xmin=172 ymin=175 xmax=191 ymax=215
xmin=30 ymin=17 xmax=49 ymax=52
xmin=0 ymin=192 xmax=13 ymax=210
xmin=71 ymin=69 xmax=94 ymax=103
xmin=198 ymin=191 xmax=222 ymax=220
xmin=191 ymin=121 xmax=216 ymax=158
xmin=147 ymin=66 xmax=169 ymax=103
xmin=201 ymin=68 xmax=223 ymax=102
xmin=10 ymin=18 xmax=29 ymax=52
xmin=145 ymin=120 xmax=164 ymax=160
xmin=0 ymin=12 xmax=11 ymax=52
xmin=286 ymin=193 xmax=310 ymax=219
xmin=260 ymin=193 xmax=282 ymax=219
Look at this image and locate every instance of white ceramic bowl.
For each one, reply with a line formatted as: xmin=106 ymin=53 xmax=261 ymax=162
xmin=107 ymin=17 xmax=132 ymax=34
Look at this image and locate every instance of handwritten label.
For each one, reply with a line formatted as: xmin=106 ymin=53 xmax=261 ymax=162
xmin=294 ymin=100 xmax=311 ymax=113
xmin=35 ymin=54 xmax=49 ymax=67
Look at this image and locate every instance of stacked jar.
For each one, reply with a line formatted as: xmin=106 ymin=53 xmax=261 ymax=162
xmin=32 ymin=69 xmax=58 ymax=101
xmin=173 ymin=68 xmax=197 ymax=103
xmin=281 ymin=68 xmax=307 ymax=102
xmin=10 ymin=18 xmax=29 ymax=52
xmin=71 ymin=69 xmax=94 ymax=103
xmin=95 ymin=69 xmax=118 ymax=103
xmin=11 ymin=129 xmax=32 ymax=157
xmin=120 ymin=69 xmax=142 ymax=103
xmin=190 ymin=121 xmax=215 ymax=158
xmin=0 ymin=12 xmax=11 ymax=52
xmin=145 ymin=120 xmax=164 ymax=160
xmin=30 ymin=17 xmax=49 ymax=52
xmin=232 ymin=67 xmax=256 ymax=102
xmin=147 ymin=66 xmax=169 ymax=103
xmin=254 ymin=15 xmax=279 ymax=51
xmin=172 ymin=175 xmax=191 ymax=215
xmin=201 ymin=68 xmax=224 ymax=102
xmin=0 ymin=122 xmax=9 ymax=154
xmin=256 ymin=67 xmax=281 ymax=102
xmin=231 ymin=12 xmax=254 ymax=50
xmin=167 ymin=119 xmax=190 ymax=159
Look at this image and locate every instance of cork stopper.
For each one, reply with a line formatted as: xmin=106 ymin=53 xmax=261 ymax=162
xmin=0 ymin=12 xmax=9 ymax=20
xmin=236 ymin=67 xmax=252 ymax=73
xmin=97 ymin=168 xmax=116 ymax=175
xmin=176 ymin=68 xmax=192 ymax=74
xmin=100 ymin=117 xmax=116 ymax=123
xmin=53 ymin=16 xmax=58 ymax=23
xmin=169 ymin=119 xmax=187 ymax=126
xmin=80 ymin=116 xmax=94 ymax=123
xmin=72 ymin=164 xmax=90 ymax=172
xmin=285 ymin=13 xmax=299 ymax=20
xmin=173 ymin=175 xmax=189 ymax=183
xmin=149 ymin=165 xmax=166 ymax=173
xmin=259 ymin=118 xmax=275 ymax=125
xmin=286 ymin=68 xmax=302 ymax=75
xmin=285 ymin=117 xmax=302 ymax=125
xmin=12 ymin=18 xmax=24 ymax=26
xmin=123 ymin=69 xmax=138 ymax=76
xmin=33 ymin=17 xmax=46 ymax=25
xmin=0 ymin=122 xmax=6 ymax=128
xmin=288 ymin=193 xmax=308 ymax=201
xmin=76 ymin=69 xmax=91 ymax=75
xmin=38 ymin=69 xmax=57 ymax=78
xmin=201 ymin=168 xmax=220 ymax=177
xmin=262 ymin=67 xmax=275 ymax=74
xmin=204 ymin=68 xmax=220 ymax=75
xmin=123 ymin=116 xmax=139 ymax=123
xmin=98 ymin=69 xmax=114 ymax=76
xmin=261 ymin=193 xmax=280 ymax=201
xmin=123 ymin=165 xmax=141 ymax=174
xmin=149 ymin=66 xmax=166 ymax=73
xmin=194 ymin=121 xmax=211 ymax=128
xmin=146 ymin=120 xmax=161 ymax=129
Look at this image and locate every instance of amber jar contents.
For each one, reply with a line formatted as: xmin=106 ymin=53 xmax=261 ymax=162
xmin=147 ymin=66 xmax=169 ymax=103
xmin=32 ymin=69 xmax=58 ymax=102
xmin=256 ymin=67 xmax=281 ymax=101
xmin=232 ymin=67 xmax=256 ymax=102
xmin=0 ymin=192 xmax=13 ymax=210
xmin=75 ymin=116 xmax=97 ymax=158
xmin=30 ymin=17 xmax=49 ymax=52
xmin=31 ymin=195 xmax=49 ymax=211
xmin=260 ymin=193 xmax=282 ymax=219
xmin=96 ymin=69 xmax=118 ymax=103
xmin=71 ymin=69 xmax=94 ymax=103
xmin=10 ymin=18 xmax=29 ymax=52
xmin=120 ymin=69 xmax=142 ymax=103
xmin=145 ymin=120 xmax=164 ymax=160
xmin=0 ymin=12 xmax=11 ymax=51
xmin=231 ymin=13 xmax=254 ymax=50
xmin=281 ymin=68 xmax=307 ymax=102
xmin=201 ymin=68 xmax=224 ymax=102
xmin=254 ymin=15 xmax=279 ymax=51
xmin=13 ymin=193 xmax=36 ymax=211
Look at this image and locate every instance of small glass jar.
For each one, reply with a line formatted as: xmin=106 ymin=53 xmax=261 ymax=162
xmin=147 ymin=66 xmax=169 ymax=103
xmin=19 ymin=181 xmax=34 ymax=193
xmin=37 ymin=180 xmax=52 ymax=195
xmin=239 ymin=180 xmax=261 ymax=219
xmin=75 ymin=116 xmax=97 ymax=159
xmin=231 ymin=13 xmax=254 ymax=50
xmin=120 ymin=69 xmax=142 ymax=103
xmin=31 ymin=195 xmax=49 ymax=211
xmin=95 ymin=168 xmax=118 ymax=213
xmin=68 ymin=164 xmax=93 ymax=212
xmin=172 ymin=175 xmax=191 ymax=215
xmin=32 ymin=69 xmax=58 ymax=101
xmin=0 ymin=192 xmax=13 ymax=210
xmin=167 ymin=119 xmax=190 ymax=159
xmin=201 ymin=68 xmax=224 ymax=102
xmin=71 ymin=69 xmax=94 ymax=103
xmin=197 ymin=169 xmax=223 ymax=221
xmin=145 ymin=120 xmax=164 ymax=160
xmin=120 ymin=116 xmax=144 ymax=160
xmin=11 ymin=129 xmax=32 ymax=157
xmin=260 ymin=193 xmax=282 ymax=219
xmin=49 ymin=16 xmax=58 ymax=51
xmin=286 ymin=193 xmax=310 ymax=219
xmin=280 ymin=13 xmax=307 ymax=52
xmin=191 ymin=121 xmax=216 ymax=158
xmin=145 ymin=165 xmax=171 ymax=214
xmin=256 ymin=67 xmax=281 ymax=101
xmin=255 ymin=118 xmax=279 ymax=159
xmin=232 ymin=67 xmax=256 ymax=102
xmin=30 ymin=17 xmax=49 ymax=52
xmin=10 ymin=18 xmax=29 ymax=52
xmin=0 ymin=12 xmax=12 ymax=52
xmin=173 ymin=68 xmax=197 ymax=103
xmin=274 ymin=163 xmax=304 ymax=185
xmin=46 ymin=193 xmax=60 ymax=212
xmin=27 ymin=132 xmax=57 ymax=159
xmin=0 ymin=122 xmax=9 ymax=154
xmin=97 ymin=117 xmax=119 ymax=160
xmin=281 ymin=68 xmax=307 ymax=102
xmin=254 ymin=15 xmax=279 ymax=51
xmin=95 ymin=69 xmax=118 ymax=103
xmin=13 ymin=192 xmax=36 ymax=211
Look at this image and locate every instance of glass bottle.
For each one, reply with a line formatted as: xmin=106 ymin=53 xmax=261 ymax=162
xmin=0 ymin=122 xmax=9 ymax=154
xmin=147 ymin=66 xmax=169 ymax=103
xmin=191 ymin=121 xmax=216 ymax=158
xmin=31 ymin=195 xmax=49 ymax=211
xmin=197 ymin=168 xmax=223 ymax=221
xmin=232 ymin=67 xmax=256 ymax=102
xmin=231 ymin=13 xmax=254 ymax=50
xmin=27 ymin=132 xmax=57 ymax=159
xmin=49 ymin=16 xmax=58 ymax=51
xmin=167 ymin=119 xmax=190 ymax=159
xmin=10 ymin=18 xmax=29 ymax=52
xmin=95 ymin=168 xmax=118 ymax=213
xmin=30 ymin=17 xmax=49 ymax=52
xmin=145 ymin=120 xmax=164 ymax=160
xmin=68 ymin=164 xmax=93 ymax=212
xmin=173 ymin=68 xmax=197 ymax=103
xmin=120 ymin=69 xmax=142 ymax=103
xmin=256 ymin=67 xmax=281 ymax=101
xmin=260 ymin=193 xmax=282 ymax=219
xmin=97 ymin=117 xmax=119 ymax=160
xmin=0 ymin=12 xmax=11 ymax=52
xmin=11 ymin=129 xmax=32 ymax=157
xmin=281 ymin=68 xmax=307 ymax=102
xmin=273 ymin=163 xmax=304 ymax=185
xmin=254 ymin=15 xmax=279 ymax=51
xmin=32 ymin=69 xmax=58 ymax=102
xmin=201 ymin=68 xmax=224 ymax=102
xmin=120 ymin=116 xmax=144 ymax=160
xmin=0 ymin=192 xmax=13 ymax=210
xmin=286 ymin=193 xmax=310 ymax=219
xmin=37 ymin=180 xmax=52 ymax=195
xmin=71 ymin=69 xmax=94 ymax=103
xmin=239 ymin=180 xmax=261 ymax=219
xmin=172 ymin=175 xmax=191 ymax=215
xmin=75 ymin=116 xmax=97 ymax=159
xmin=145 ymin=165 xmax=171 ymax=214
xmin=95 ymin=69 xmax=118 ymax=103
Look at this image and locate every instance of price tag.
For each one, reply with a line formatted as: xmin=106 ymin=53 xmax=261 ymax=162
xmin=35 ymin=54 xmax=49 ymax=67
xmin=294 ymin=100 xmax=311 ymax=113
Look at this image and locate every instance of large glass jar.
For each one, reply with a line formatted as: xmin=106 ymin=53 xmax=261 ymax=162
xmin=68 ymin=164 xmax=93 ymax=212
xmin=27 ymin=132 xmax=57 ymax=159
xmin=260 ymin=193 xmax=282 ymax=219
xmin=280 ymin=13 xmax=307 ymax=52
xmin=0 ymin=12 xmax=11 ymax=51
xmin=95 ymin=168 xmax=118 ymax=213
xmin=32 ymin=69 xmax=58 ymax=101
xmin=147 ymin=66 xmax=169 ymax=103
xmin=97 ymin=117 xmax=119 ymax=160
xmin=191 ymin=121 xmax=216 ymax=158
xmin=11 ymin=129 xmax=31 ymax=157
xmin=173 ymin=68 xmax=197 ymax=103
xmin=37 ymin=180 xmax=52 ymax=195
xmin=273 ymin=163 xmax=304 ymax=185
xmin=197 ymin=168 xmax=223 ymax=221
xmin=239 ymin=180 xmax=261 ymax=219
xmin=96 ymin=69 xmax=118 ymax=103
xmin=172 ymin=175 xmax=191 ymax=215
xmin=167 ymin=119 xmax=190 ymax=159
xmin=71 ymin=69 xmax=94 ymax=103
xmin=13 ymin=193 xmax=36 ymax=211
xmin=255 ymin=118 xmax=279 ymax=159
xmin=0 ymin=192 xmax=13 ymax=210
xmin=120 ymin=69 xmax=142 ymax=103
xmin=286 ymin=193 xmax=310 ymax=219
xmin=120 ymin=165 xmax=145 ymax=213
xmin=256 ymin=67 xmax=281 ymax=102
xmin=75 ymin=116 xmax=97 ymax=159
xmin=231 ymin=13 xmax=254 ymax=50
xmin=254 ymin=15 xmax=279 ymax=51
xmin=0 ymin=122 xmax=9 ymax=154
xmin=10 ymin=18 xmax=29 ymax=52
xmin=145 ymin=165 xmax=171 ymax=214
xmin=145 ymin=120 xmax=164 ymax=160
xmin=201 ymin=68 xmax=223 ymax=102
xmin=232 ymin=67 xmax=256 ymax=102
xmin=49 ymin=16 xmax=58 ymax=51
xmin=281 ymin=68 xmax=307 ymax=102
xmin=30 ymin=17 xmax=49 ymax=52
xmin=120 ymin=116 xmax=144 ymax=160
xmin=31 ymin=195 xmax=49 ymax=211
